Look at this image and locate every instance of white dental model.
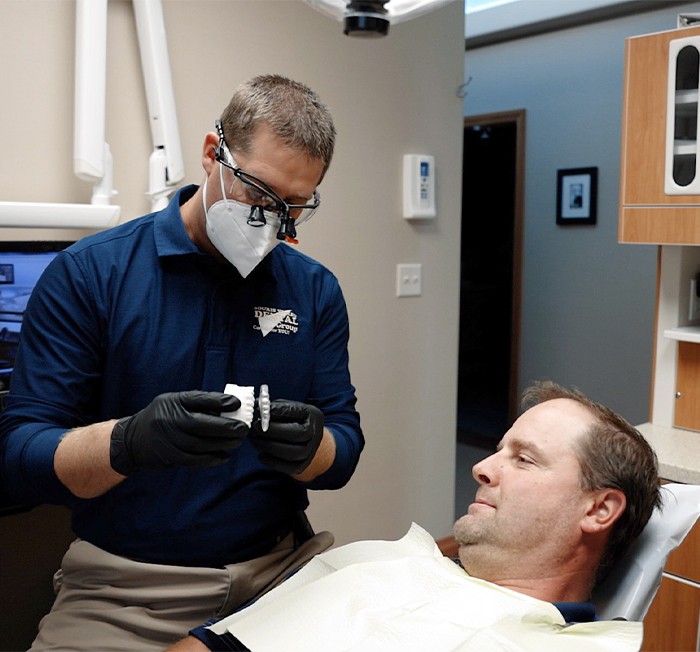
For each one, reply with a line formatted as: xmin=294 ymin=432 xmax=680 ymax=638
xmin=223 ymin=383 xmax=270 ymax=432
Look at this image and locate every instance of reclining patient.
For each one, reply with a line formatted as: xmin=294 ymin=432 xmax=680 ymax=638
xmin=169 ymin=380 xmax=661 ymax=651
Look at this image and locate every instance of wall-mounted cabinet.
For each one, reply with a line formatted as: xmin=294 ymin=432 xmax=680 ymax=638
xmin=620 ymin=26 xmax=700 ymax=646
xmin=620 ymin=25 xmax=700 ymax=432
xmin=620 ymin=25 xmax=700 ymax=244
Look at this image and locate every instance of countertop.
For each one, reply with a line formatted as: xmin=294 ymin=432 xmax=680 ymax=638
xmin=637 ymin=422 xmax=700 ymax=485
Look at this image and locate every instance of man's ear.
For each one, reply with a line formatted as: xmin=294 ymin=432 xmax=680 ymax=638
xmin=581 ymin=488 xmax=626 ymax=534
xmin=202 ymin=132 xmax=219 ymax=174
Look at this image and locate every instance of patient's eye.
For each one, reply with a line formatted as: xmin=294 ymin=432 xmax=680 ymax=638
xmin=515 ymin=452 xmax=535 ymax=466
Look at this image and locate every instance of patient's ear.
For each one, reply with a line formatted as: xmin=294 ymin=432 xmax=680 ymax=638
xmin=581 ymin=488 xmax=626 ymax=534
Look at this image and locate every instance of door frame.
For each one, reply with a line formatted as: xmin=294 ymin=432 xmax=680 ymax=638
xmin=464 ymin=109 xmax=525 ymax=425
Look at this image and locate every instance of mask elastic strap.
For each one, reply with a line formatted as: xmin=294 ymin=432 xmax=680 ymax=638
xmin=218 ymin=163 xmax=232 ymax=211
xmin=200 ymin=166 xmax=229 ymax=216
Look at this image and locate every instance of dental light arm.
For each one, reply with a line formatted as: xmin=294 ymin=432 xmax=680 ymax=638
xmin=74 ymin=0 xmax=119 ymax=213
xmin=0 ymin=0 xmax=119 ymax=228
xmin=133 ymin=0 xmax=185 ymax=211
xmin=0 ymin=0 xmax=183 ymax=228
xmin=76 ymin=0 xmax=184 ymax=213
xmin=74 ymin=0 xmax=108 ymax=184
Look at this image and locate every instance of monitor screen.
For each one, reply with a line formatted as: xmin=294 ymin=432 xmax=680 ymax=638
xmin=0 ymin=241 xmax=74 ymax=392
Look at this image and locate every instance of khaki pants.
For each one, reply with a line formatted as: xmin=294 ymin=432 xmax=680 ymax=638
xmin=30 ymin=531 xmax=333 ymax=652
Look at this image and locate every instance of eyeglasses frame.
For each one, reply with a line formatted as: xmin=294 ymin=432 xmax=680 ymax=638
xmin=213 ymin=120 xmax=320 ymax=242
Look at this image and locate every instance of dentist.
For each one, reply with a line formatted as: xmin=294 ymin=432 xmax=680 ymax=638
xmin=0 ymin=74 xmax=363 ymax=651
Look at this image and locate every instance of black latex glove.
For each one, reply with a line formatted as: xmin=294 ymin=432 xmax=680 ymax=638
xmin=110 ymin=391 xmax=249 ymax=475
xmin=250 ymin=399 xmax=324 ymax=475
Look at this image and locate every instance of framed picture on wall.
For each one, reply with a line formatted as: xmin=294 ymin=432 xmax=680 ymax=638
xmin=556 ymin=167 xmax=597 ymax=225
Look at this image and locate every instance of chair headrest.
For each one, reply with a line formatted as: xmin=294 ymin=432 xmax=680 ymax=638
xmin=592 ymin=483 xmax=700 ymax=621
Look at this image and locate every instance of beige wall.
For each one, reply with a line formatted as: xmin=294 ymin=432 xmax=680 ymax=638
xmin=1 ymin=0 xmax=464 ymax=545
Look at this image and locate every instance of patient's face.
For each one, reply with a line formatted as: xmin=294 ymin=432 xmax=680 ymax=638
xmin=453 ymin=398 xmax=597 ymax=583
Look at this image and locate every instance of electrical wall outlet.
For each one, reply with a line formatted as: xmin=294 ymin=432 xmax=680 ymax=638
xmin=689 ymin=276 xmax=700 ymax=321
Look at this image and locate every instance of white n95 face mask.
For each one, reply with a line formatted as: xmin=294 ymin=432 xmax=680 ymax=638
xmin=203 ymin=166 xmax=282 ymax=278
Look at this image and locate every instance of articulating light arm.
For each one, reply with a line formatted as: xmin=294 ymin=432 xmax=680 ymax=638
xmin=133 ymin=0 xmax=185 ymax=211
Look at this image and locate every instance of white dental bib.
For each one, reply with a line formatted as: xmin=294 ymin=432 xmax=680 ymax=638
xmin=208 ymin=523 xmax=642 ymax=651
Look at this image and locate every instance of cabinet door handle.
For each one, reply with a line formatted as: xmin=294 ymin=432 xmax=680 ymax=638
xmin=676 ymin=391 xmax=683 ymax=399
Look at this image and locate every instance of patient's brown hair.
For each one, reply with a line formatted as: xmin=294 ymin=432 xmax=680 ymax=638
xmin=521 ymin=380 xmax=661 ymax=587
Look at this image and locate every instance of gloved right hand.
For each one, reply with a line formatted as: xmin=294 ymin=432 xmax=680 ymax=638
xmin=110 ymin=390 xmax=249 ymax=475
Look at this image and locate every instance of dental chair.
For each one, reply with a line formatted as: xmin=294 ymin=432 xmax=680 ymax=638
xmin=592 ymin=483 xmax=700 ymax=622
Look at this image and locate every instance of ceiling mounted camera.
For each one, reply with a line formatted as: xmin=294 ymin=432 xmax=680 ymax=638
xmin=343 ymin=1 xmax=390 ymax=37
xmin=304 ymin=0 xmax=456 ymax=38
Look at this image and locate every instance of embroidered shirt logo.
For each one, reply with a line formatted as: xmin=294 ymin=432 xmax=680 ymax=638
xmin=254 ymin=307 xmax=299 ymax=337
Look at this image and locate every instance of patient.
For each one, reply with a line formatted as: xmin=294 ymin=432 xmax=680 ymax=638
xmin=169 ymin=380 xmax=661 ymax=651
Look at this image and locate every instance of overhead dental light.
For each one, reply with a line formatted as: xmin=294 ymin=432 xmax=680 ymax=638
xmin=304 ymin=0 xmax=456 ymax=36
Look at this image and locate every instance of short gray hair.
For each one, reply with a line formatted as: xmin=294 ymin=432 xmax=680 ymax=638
xmin=220 ymin=74 xmax=336 ymax=180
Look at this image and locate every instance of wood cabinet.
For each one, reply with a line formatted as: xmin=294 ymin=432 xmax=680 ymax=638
xmin=620 ymin=25 xmax=700 ymax=432
xmin=620 ymin=25 xmax=700 ymax=244
xmin=642 ymin=520 xmax=700 ymax=651
xmin=676 ymin=341 xmax=700 ymax=430
xmin=620 ymin=25 xmax=700 ymax=650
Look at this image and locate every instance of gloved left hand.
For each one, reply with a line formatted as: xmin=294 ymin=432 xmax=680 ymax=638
xmin=250 ymin=399 xmax=324 ymax=475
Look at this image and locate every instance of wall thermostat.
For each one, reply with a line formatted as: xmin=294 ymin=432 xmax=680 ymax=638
xmin=403 ymin=154 xmax=436 ymax=219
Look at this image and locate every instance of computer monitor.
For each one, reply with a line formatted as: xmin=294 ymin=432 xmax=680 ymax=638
xmin=0 ymin=241 xmax=74 ymax=392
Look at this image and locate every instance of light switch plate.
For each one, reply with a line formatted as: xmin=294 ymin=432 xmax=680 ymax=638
xmin=396 ymin=263 xmax=422 ymax=297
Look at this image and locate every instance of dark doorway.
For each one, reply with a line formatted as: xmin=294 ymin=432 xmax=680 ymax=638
xmin=457 ymin=111 xmax=524 ymax=448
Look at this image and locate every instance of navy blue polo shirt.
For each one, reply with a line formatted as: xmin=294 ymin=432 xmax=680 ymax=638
xmin=0 ymin=185 xmax=363 ymax=567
